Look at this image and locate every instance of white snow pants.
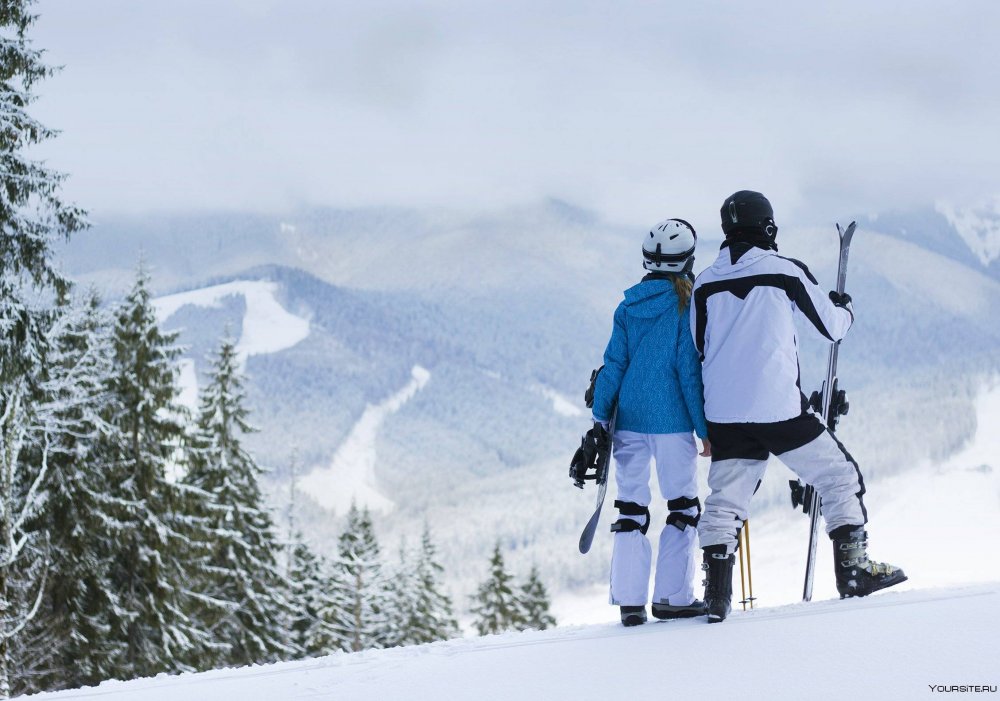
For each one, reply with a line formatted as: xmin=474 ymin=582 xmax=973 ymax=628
xmin=608 ymin=430 xmax=700 ymax=607
xmin=698 ymin=413 xmax=868 ymax=555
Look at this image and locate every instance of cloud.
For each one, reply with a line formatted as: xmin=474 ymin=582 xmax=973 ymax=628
xmin=31 ymin=0 xmax=1000 ymax=230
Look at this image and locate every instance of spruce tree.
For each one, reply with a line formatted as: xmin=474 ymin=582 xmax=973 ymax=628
xmin=329 ymin=504 xmax=390 ymax=652
xmin=407 ymin=526 xmax=459 ymax=644
xmin=101 ymin=268 xmax=211 ymax=679
xmin=470 ymin=543 xmax=524 ymax=636
xmin=287 ymin=532 xmax=338 ymax=657
xmin=0 ymin=1 xmax=87 ymax=695
xmin=185 ymin=337 xmax=296 ymax=667
xmin=518 ymin=565 xmax=557 ymax=631
xmin=383 ymin=539 xmax=417 ymax=648
xmin=17 ymin=292 xmax=123 ymax=692
xmin=284 ymin=450 xmax=338 ymax=658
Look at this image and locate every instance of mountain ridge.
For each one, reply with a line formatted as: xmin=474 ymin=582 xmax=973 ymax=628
xmin=58 ymin=201 xmax=1000 ymax=602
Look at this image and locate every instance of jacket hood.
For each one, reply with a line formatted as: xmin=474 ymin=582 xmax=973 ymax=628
xmin=622 ymin=278 xmax=678 ymax=319
xmin=710 ymin=244 xmax=775 ymax=274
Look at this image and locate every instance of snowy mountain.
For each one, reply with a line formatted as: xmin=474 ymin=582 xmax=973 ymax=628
xmin=861 ymin=201 xmax=1000 ymax=282
xmin=25 ymin=583 xmax=1000 ymax=701
xmin=56 ymin=201 xmax=1000 ymax=604
xmin=936 ymin=198 xmax=1000 ymax=271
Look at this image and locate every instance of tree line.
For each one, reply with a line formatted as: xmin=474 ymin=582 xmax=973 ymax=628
xmin=1 ymin=265 xmax=558 ymax=697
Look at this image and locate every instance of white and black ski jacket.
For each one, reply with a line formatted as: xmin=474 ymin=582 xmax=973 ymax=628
xmin=690 ymin=244 xmax=853 ymax=424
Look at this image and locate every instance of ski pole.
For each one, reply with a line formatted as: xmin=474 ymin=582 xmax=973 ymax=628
xmin=744 ymin=519 xmax=755 ymax=609
xmin=738 ymin=537 xmax=747 ymax=611
xmin=737 ymin=520 xmax=756 ymax=610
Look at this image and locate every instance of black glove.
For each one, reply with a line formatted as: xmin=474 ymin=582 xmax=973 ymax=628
xmin=829 ymin=290 xmax=852 ymax=308
xmin=584 ymin=366 xmax=603 ymax=409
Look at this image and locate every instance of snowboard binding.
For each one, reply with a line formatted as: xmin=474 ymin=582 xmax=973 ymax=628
xmin=570 ymin=366 xmax=612 ymax=489
xmin=789 ymin=480 xmax=815 ymax=514
xmin=569 ymin=423 xmax=611 ymax=489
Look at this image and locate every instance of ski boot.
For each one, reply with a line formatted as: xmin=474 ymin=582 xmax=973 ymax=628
xmin=619 ymin=606 xmax=647 ymax=627
xmin=651 ymin=599 xmax=708 ymax=620
xmin=830 ymin=525 xmax=907 ymax=598
xmin=702 ymin=544 xmax=734 ymax=623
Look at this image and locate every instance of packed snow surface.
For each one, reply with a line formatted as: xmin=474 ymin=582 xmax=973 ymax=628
xmin=298 ymin=366 xmax=430 ymax=515
xmin=28 ymin=584 xmax=998 ymax=701
xmin=153 ymin=280 xmax=310 ymax=366
xmin=554 ymin=378 xmax=1000 ymax=625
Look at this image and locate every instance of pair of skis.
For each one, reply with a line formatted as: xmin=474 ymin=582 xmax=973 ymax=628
xmin=798 ymin=221 xmax=857 ymax=601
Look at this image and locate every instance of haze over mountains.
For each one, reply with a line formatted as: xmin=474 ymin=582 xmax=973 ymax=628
xmin=57 ymin=199 xmax=1000 ymax=604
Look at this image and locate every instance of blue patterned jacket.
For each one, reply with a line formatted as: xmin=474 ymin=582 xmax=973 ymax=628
xmin=592 ymin=277 xmax=708 ymax=438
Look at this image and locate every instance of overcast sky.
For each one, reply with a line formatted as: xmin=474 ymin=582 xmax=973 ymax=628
xmin=30 ymin=0 xmax=1000 ymax=229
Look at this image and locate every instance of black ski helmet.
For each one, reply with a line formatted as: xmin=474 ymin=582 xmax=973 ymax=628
xmin=720 ymin=190 xmax=777 ymax=239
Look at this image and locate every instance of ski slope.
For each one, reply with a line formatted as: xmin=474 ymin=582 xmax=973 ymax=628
xmin=151 ymin=279 xmax=311 ymax=410
xmin=298 ymin=365 xmax=431 ymax=515
xmin=26 ymin=584 xmax=998 ymax=701
xmin=153 ymin=280 xmax=311 ymax=365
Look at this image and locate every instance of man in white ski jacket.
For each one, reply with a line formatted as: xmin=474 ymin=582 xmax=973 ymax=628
xmin=690 ymin=190 xmax=906 ymax=622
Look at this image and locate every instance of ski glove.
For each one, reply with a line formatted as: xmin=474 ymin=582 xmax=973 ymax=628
xmin=829 ymin=290 xmax=853 ymax=310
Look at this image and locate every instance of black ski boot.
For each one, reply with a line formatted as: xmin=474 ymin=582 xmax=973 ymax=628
xmin=619 ymin=606 xmax=647 ymax=627
xmin=701 ymin=545 xmax=734 ymax=623
xmin=651 ymin=600 xmax=708 ymax=620
xmin=831 ymin=526 xmax=907 ymax=598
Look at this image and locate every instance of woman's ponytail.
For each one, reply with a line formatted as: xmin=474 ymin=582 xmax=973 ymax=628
xmin=673 ymin=275 xmax=693 ymax=312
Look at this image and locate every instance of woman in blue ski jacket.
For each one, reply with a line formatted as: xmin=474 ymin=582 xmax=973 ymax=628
xmin=590 ymin=218 xmax=710 ymax=627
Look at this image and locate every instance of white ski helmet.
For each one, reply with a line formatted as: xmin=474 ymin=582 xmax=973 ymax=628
xmin=642 ymin=218 xmax=697 ymax=273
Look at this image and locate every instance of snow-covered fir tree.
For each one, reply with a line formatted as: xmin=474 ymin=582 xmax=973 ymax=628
xmin=329 ymin=503 xmax=390 ymax=652
xmin=16 ymin=292 xmax=122 ymax=693
xmin=288 ymin=532 xmax=339 ymax=657
xmin=384 ymin=539 xmax=418 ymax=648
xmin=518 ymin=565 xmax=556 ymax=631
xmin=402 ymin=526 xmax=458 ymax=645
xmin=101 ymin=268 xmax=213 ymax=679
xmin=185 ymin=337 xmax=296 ymax=667
xmin=0 ymin=0 xmax=87 ymax=695
xmin=285 ymin=456 xmax=339 ymax=657
xmin=470 ymin=542 xmax=525 ymax=636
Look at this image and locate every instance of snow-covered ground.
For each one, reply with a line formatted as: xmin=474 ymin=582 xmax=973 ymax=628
xmin=298 ymin=365 xmax=431 ymax=515
xmin=27 ymin=583 xmax=998 ymax=701
xmin=554 ymin=379 xmax=1000 ymax=625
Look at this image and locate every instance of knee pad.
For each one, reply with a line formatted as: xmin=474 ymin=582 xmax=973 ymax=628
xmin=611 ymin=500 xmax=650 ymax=535
xmin=666 ymin=496 xmax=701 ymax=532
